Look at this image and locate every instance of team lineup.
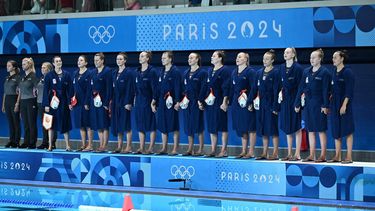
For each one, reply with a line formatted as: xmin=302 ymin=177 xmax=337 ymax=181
xmin=2 ymin=48 xmax=354 ymax=163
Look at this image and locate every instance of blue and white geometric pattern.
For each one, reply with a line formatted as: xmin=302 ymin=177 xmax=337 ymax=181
xmin=0 ymin=5 xmax=373 ymax=54
xmin=313 ymin=5 xmax=375 ymax=47
xmin=0 ymin=148 xmax=375 ymax=202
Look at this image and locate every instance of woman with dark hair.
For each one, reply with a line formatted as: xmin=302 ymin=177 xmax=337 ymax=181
xmin=18 ymin=58 xmax=39 ymax=149
xmin=2 ymin=60 xmax=21 ymax=148
xmin=152 ymin=51 xmax=182 ymax=155
xmin=254 ymin=50 xmax=281 ymax=160
xmin=328 ymin=50 xmax=355 ymax=164
xmin=181 ymin=52 xmax=206 ymax=156
xmin=86 ymin=52 xmax=112 ymax=152
xmin=36 ymin=62 xmax=57 ymax=149
xmin=279 ymin=48 xmax=303 ymax=161
xmin=135 ymin=51 xmax=157 ymax=154
xmin=294 ymin=49 xmax=330 ymax=162
xmin=42 ymin=56 xmax=73 ymax=151
xmin=231 ymin=52 xmax=257 ymax=159
xmin=111 ymin=52 xmax=135 ymax=153
xmin=205 ymin=50 xmax=231 ymax=158
xmin=72 ymin=55 xmax=93 ymax=151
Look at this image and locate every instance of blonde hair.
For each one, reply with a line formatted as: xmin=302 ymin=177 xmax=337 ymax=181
xmin=314 ymin=48 xmax=324 ymax=61
xmin=287 ymin=47 xmax=298 ymax=62
xmin=42 ymin=62 xmax=53 ymax=72
xmin=23 ymin=57 xmax=36 ymax=73
xmin=238 ymin=52 xmax=250 ymax=66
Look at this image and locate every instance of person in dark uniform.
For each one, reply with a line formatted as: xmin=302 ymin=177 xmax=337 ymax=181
xmin=85 ymin=53 xmax=112 ymax=152
xmin=204 ymin=51 xmax=231 ymax=158
xmin=134 ymin=51 xmax=157 ymax=154
xmin=328 ymin=50 xmax=355 ymax=164
xmin=295 ymin=49 xmax=330 ymax=163
xmin=253 ymin=50 xmax=281 ymax=160
xmin=18 ymin=58 xmax=39 ymax=149
xmin=152 ymin=51 xmax=182 ymax=156
xmin=36 ymin=62 xmax=57 ymax=149
xmin=231 ymin=52 xmax=257 ymax=159
xmin=111 ymin=52 xmax=135 ymax=153
xmin=42 ymin=56 xmax=73 ymax=151
xmin=2 ymin=60 xmax=21 ymax=148
xmin=72 ymin=55 xmax=94 ymax=152
xmin=181 ymin=53 xmax=206 ymax=156
xmin=279 ymin=48 xmax=303 ymax=161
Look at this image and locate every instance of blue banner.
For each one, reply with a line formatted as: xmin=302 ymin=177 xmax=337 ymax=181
xmin=68 ymin=16 xmax=136 ymax=53
xmin=0 ymin=5 xmax=374 ymax=54
xmin=1 ymin=149 xmax=374 ymax=202
xmin=150 ymin=157 xmax=285 ymax=195
xmin=136 ymin=8 xmax=313 ymax=50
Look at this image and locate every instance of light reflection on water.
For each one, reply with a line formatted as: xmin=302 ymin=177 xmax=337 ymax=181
xmin=0 ymin=184 xmax=366 ymax=211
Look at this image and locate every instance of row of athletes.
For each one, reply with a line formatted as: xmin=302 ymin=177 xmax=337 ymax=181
xmin=2 ymin=48 xmax=354 ymax=163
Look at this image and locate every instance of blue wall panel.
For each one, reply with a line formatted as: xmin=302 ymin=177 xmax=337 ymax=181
xmin=0 ymin=5 xmax=374 ymax=53
xmin=0 ymin=150 xmax=374 ymax=202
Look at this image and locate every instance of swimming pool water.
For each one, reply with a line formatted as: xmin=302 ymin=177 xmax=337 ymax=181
xmin=0 ymin=184 xmax=368 ymax=211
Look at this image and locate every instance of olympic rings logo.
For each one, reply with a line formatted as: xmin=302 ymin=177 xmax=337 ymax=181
xmin=170 ymin=165 xmax=195 ymax=179
xmin=88 ymin=25 xmax=116 ymax=44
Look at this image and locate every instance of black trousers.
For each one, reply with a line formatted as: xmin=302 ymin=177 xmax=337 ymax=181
xmin=37 ymin=103 xmax=57 ymax=146
xmin=20 ymin=98 xmax=38 ymax=147
xmin=4 ymin=95 xmax=21 ymax=145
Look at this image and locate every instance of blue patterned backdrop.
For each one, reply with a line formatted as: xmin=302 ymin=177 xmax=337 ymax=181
xmin=0 ymin=150 xmax=374 ymax=202
xmin=0 ymin=5 xmax=374 ymax=53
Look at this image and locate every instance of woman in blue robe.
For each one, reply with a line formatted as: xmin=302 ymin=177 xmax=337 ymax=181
xmin=253 ymin=50 xmax=281 ymax=160
xmin=42 ymin=56 xmax=73 ymax=151
xmin=231 ymin=52 xmax=257 ymax=159
xmin=181 ymin=52 xmax=206 ymax=156
xmin=204 ymin=51 xmax=231 ymax=158
xmin=294 ymin=49 xmax=330 ymax=162
xmin=134 ymin=51 xmax=158 ymax=154
xmin=279 ymin=48 xmax=303 ymax=161
xmin=152 ymin=51 xmax=182 ymax=156
xmin=111 ymin=52 xmax=136 ymax=153
xmin=72 ymin=55 xmax=93 ymax=151
xmin=85 ymin=53 xmax=112 ymax=152
xmin=328 ymin=50 xmax=355 ymax=164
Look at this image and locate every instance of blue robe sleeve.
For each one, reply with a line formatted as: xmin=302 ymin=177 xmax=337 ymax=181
xmin=295 ymin=64 xmax=303 ymax=90
xmin=344 ymin=68 xmax=355 ymax=99
xmin=126 ymin=70 xmax=136 ymax=105
xmin=151 ymin=68 xmax=159 ymax=102
xmin=294 ymin=69 xmax=308 ymax=108
xmin=66 ymin=73 xmax=74 ymax=101
xmin=173 ymin=68 xmax=182 ymax=103
xmin=111 ymin=70 xmax=116 ymax=103
xmin=248 ymin=70 xmax=259 ymax=106
xmin=221 ymin=67 xmax=231 ymax=98
xmin=42 ymin=73 xmax=51 ymax=108
xmin=84 ymin=72 xmax=93 ymax=107
xmin=246 ymin=68 xmax=256 ymax=107
xmin=229 ymin=71 xmax=235 ymax=106
xmin=322 ymin=68 xmax=330 ymax=108
xmin=103 ymin=69 xmax=112 ymax=108
xmin=198 ymin=70 xmax=208 ymax=102
xmin=272 ymin=68 xmax=281 ymax=112
xmin=151 ymin=69 xmax=161 ymax=102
